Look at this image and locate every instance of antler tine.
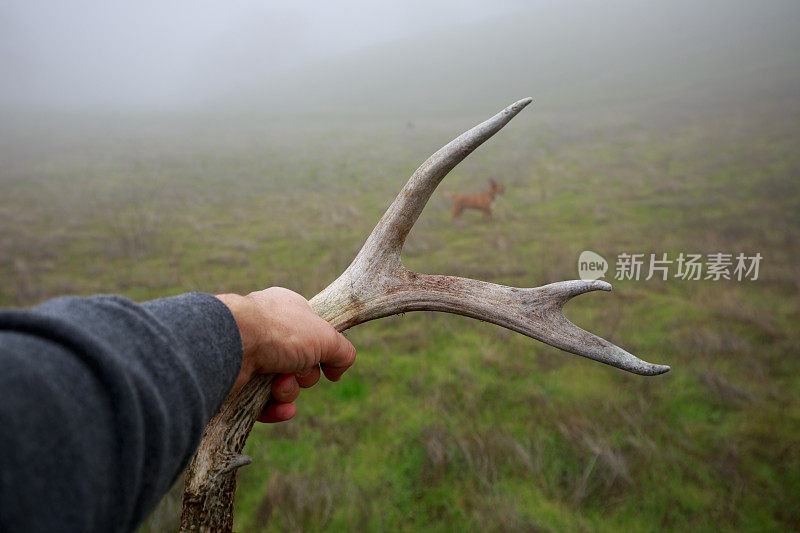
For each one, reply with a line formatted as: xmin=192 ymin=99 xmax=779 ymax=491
xmin=522 ymin=280 xmax=670 ymax=375
xmin=350 ymin=97 xmax=533 ymax=270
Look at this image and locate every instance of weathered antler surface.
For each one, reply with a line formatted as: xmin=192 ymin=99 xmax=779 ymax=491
xmin=180 ymin=98 xmax=670 ymax=532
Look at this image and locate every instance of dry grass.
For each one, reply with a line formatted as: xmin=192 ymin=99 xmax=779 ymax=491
xmin=0 ymin=97 xmax=798 ymax=532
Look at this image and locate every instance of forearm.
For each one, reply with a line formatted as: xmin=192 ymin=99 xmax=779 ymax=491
xmin=0 ymin=293 xmax=243 ymax=532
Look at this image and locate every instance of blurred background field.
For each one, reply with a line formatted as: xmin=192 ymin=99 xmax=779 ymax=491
xmin=1 ymin=1 xmax=799 ymax=531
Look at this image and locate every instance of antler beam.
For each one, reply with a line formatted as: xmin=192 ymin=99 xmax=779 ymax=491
xmin=180 ymin=98 xmax=670 ymax=532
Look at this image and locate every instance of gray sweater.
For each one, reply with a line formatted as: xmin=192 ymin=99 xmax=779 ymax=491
xmin=0 ymin=292 xmax=243 ymax=532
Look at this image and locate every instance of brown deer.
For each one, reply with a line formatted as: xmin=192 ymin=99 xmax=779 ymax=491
xmin=180 ymin=99 xmax=669 ymax=532
xmin=448 ymin=179 xmax=505 ymax=219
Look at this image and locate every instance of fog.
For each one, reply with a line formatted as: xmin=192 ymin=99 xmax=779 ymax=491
xmin=1 ymin=0 xmax=798 ymax=114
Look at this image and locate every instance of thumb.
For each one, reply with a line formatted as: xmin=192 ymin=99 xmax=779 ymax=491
xmin=319 ymin=326 xmax=356 ymax=382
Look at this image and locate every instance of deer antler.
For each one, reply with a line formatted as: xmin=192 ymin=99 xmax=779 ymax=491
xmin=180 ymin=98 xmax=670 ymax=532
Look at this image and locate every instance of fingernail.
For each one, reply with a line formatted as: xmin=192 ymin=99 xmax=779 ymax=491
xmin=298 ymin=368 xmax=313 ymax=377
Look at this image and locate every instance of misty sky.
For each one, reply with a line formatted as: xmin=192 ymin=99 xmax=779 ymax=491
xmin=0 ymin=0 xmax=530 ymax=110
xmin=1 ymin=0 xmax=798 ymax=113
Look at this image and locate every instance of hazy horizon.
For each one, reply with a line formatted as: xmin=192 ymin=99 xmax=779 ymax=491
xmin=1 ymin=0 xmax=799 ymax=114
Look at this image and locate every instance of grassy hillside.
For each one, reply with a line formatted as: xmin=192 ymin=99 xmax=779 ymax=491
xmin=1 ymin=93 xmax=798 ymax=531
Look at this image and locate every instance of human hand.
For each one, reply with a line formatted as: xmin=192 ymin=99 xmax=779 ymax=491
xmin=215 ymin=287 xmax=356 ymax=423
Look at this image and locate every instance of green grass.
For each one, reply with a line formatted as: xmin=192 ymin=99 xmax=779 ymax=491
xmin=1 ymin=99 xmax=798 ymax=532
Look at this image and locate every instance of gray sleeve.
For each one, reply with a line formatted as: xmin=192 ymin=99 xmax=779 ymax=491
xmin=0 ymin=292 xmax=243 ymax=533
